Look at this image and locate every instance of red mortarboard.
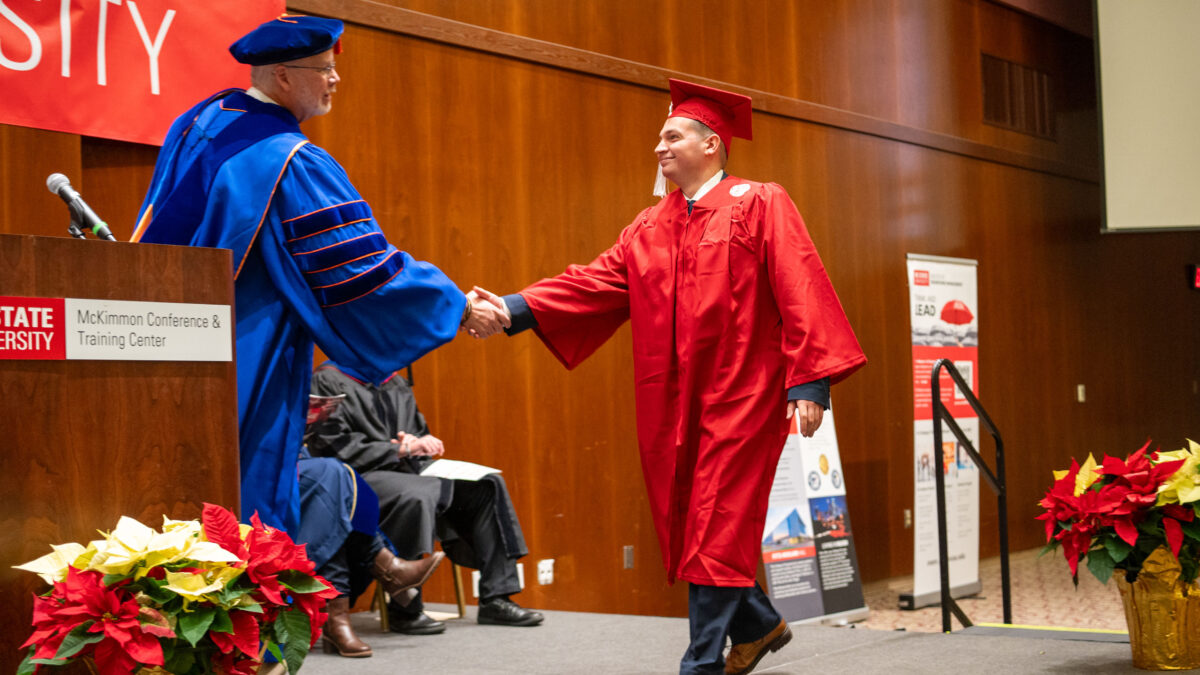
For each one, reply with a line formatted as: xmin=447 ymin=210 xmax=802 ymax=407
xmin=667 ymin=78 xmax=753 ymax=154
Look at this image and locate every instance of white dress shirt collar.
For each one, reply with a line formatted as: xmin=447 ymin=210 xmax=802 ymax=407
xmin=245 ymin=86 xmax=280 ymax=106
xmin=686 ymin=171 xmax=726 ymax=203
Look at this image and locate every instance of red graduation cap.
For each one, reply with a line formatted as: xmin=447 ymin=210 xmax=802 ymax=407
xmin=667 ymin=78 xmax=753 ymax=154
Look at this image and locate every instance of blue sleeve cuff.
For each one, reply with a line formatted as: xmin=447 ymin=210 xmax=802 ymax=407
xmin=503 ymin=293 xmax=537 ymax=335
xmin=788 ymin=378 xmax=830 ymax=409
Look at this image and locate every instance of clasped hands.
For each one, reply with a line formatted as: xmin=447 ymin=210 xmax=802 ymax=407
xmin=461 ymin=286 xmax=511 ymax=339
xmin=392 ymin=431 xmax=445 ymax=458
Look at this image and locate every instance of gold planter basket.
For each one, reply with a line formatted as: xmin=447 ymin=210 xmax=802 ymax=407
xmin=1114 ymin=547 xmax=1200 ymax=670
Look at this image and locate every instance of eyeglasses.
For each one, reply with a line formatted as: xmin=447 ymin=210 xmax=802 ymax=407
xmin=282 ymin=63 xmax=337 ymax=76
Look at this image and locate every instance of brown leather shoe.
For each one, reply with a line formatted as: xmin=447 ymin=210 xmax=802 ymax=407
xmin=320 ymin=597 xmax=372 ymax=658
xmin=371 ymin=549 xmax=445 ymax=600
xmin=725 ymin=619 xmax=791 ymax=675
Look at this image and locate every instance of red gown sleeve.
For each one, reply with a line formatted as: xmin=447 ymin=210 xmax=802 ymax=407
xmin=758 ymin=184 xmax=867 ymax=386
xmin=518 ymin=214 xmax=642 ymax=369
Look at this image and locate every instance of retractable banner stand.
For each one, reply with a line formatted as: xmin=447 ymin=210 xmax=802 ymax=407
xmin=902 ymin=254 xmax=981 ymax=609
xmin=763 ymin=409 xmax=868 ymax=624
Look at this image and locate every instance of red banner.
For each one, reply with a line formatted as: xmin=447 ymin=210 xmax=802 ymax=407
xmin=0 ymin=0 xmax=284 ymax=146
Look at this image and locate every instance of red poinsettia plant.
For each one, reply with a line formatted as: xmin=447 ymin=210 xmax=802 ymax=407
xmin=15 ymin=503 xmax=337 ymax=675
xmin=1038 ymin=440 xmax=1200 ymax=585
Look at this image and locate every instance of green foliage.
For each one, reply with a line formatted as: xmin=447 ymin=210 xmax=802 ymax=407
xmin=53 ymin=622 xmax=104 ymax=660
xmin=1104 ymin=536 xmax=1133 ymax=564
xmin=16 ymin=649 xmax=39 ymax=675
xmin=1086 ymin=547 xmax=1116 ymax=585
xmin=278 ymin=570 xmax=332 ymax=594
xmin=238 ymin=600 xmax=265 ymax=613
xmin=178 ymin=605 xmax=217 ymax=647
xmin=209 ymin=606 xmax=234 ymax=634
xmin=140 ymin=576 xmax=180 ymax=605
xmin=1182 ymin=518 xmax=1200 ymax=541
xmin=163 ymin=642 xmax=197 ymax=675
xmin=215 ymin=580 xmax=256 ymax=606
xmin=102 ymin=573 xmax=131 ymax=586
xmin=277 ymin=607 xmax=312 ymax=675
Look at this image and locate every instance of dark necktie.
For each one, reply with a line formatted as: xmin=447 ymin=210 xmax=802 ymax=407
xmin=687 ymin=199 xmax=695 ymax=215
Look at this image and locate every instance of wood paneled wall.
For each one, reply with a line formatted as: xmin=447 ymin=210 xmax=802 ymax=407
xmin=2 ymin=1 xmax=1197 ymax=619
xmin=364 ymin=0 xmax=1098 ymax=170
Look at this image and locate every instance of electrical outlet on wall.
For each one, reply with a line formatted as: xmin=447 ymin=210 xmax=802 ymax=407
xmin=537 ymin=559 xmax=554 ymax=585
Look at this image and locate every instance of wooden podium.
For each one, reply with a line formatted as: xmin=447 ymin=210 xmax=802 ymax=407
xmin=0 ymin=234 xmax=240 ymax=673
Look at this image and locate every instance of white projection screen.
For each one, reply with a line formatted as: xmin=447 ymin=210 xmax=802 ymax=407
xmin=1096 ymin=0 xmax=1200 ymax=232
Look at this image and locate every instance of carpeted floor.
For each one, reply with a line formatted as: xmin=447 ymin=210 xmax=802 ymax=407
xmin=297 ymin=608 xmax=1166 ymax=675
xmin=857 ymin=546 xmax=1127 ymax=632
xmin=297 ymin=547 xmax=1189 ymax=674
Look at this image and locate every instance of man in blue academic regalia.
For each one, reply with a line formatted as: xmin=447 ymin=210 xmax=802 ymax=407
xmin=132 ymin=15 xmax=509 ymax=541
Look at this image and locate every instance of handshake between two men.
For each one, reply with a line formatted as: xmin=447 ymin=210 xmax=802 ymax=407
xmin=460 ymin=286 xmax=512 ymax=339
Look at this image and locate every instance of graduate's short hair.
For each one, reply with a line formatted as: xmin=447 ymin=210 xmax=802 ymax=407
xmin=685 ymin=118 xmax=729 ymax=167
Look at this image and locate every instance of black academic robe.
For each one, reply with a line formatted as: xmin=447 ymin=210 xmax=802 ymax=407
xmin=307 ymin=362 xmax=527 ymax=562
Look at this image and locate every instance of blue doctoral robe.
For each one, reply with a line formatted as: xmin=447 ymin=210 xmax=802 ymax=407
xmin=295 ymin=452 xmax=380 ymax=570
xmin=134 ymin=90 xmax=465 ymax=533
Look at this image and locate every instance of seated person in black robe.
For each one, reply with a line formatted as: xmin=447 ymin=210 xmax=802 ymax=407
xmin=307 ymin=361 xmax=544 ymax=632
xmin=296 ymin=452 xmax=444 ymax=656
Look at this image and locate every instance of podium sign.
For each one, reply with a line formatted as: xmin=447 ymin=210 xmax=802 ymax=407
xmin=1 ymin=295 xmax=232 ymax=361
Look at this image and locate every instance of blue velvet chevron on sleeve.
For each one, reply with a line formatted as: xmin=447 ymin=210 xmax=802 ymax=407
xmin=258 ymin=143 xmax=467 ymax=384
xmin=282 ymin=199 xmax=406 ymax=307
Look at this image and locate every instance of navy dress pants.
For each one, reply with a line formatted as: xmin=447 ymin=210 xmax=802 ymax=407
xmin=680 ymin=582 xmax=782 ymax=674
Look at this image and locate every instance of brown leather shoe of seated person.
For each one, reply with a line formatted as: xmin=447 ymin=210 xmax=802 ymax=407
xmin=320 ymin=597 xmax=372 ymax=658
xmin=371 ymin=549 xmax=445 ymax=602
xmin=724 ymin=619 xmax=792 ymax=675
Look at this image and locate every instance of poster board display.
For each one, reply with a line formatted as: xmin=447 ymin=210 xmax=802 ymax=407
xmin=902 ymin=254 xmax=981 ymax=609
xmin=762 ymin=409 xmax=867 ymax=624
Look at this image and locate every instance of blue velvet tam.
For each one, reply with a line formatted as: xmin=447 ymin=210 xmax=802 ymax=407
xmin=229 ymin=15 xmax=344 ymax=66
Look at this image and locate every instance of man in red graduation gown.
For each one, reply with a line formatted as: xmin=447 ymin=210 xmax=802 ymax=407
xmin=483 ymin=79 xmax=866 ymax=674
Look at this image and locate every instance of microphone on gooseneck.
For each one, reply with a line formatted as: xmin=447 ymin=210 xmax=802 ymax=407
xmin=46 ymin=173 xmax=117 ymax=241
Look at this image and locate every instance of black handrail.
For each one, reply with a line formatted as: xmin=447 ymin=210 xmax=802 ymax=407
xmin=931 ymin=358 xmax=1010 ymax=632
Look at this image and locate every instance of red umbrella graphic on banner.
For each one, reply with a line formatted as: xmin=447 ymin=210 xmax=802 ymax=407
xmin=940 ymin=300 xmax=974 ymax=325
